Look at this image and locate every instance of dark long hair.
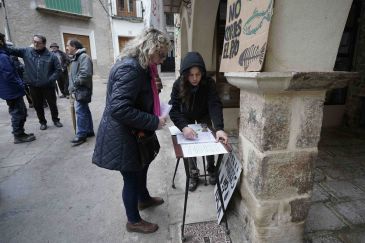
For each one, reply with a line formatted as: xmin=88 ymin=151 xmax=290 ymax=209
xmin=179 ymin=66 xmax=205 ymax=107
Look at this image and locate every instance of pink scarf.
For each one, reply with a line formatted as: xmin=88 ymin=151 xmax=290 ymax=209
xmin=149 ymin=64 xmax=161 ymax=116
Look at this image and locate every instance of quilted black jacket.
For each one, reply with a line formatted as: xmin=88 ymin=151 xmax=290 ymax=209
xmin=92 ymin=57 xmax=159 ymax=171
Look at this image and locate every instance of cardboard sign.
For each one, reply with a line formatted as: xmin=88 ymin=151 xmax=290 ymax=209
xmin=214 ymin=152 xmax=242 ymax=224
xmin=220 ymin=0 xmax=274 ymax=72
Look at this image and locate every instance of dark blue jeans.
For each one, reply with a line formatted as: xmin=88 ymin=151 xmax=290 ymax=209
xmin=6 ymin=96 xmax=27 ymax=136
xmin=75 ymin=101 xmax=94 ymax=138
xmin=120 ymin=164 xmax=151 ymax=223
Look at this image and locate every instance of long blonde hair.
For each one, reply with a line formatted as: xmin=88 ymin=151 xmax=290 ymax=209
xmin=119 ymin=28 xmax=171 ymax=69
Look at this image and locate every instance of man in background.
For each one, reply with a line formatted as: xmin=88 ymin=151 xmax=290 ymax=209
xmin=66 ymin=39 xmax=94 ymax=146
xmin=50 ymin=42 xmax=70 ymax=98
xmin=8 ymin=34 xmax=63 ymax=130
xmin=0 ymin=33 xmax=36 ymax=144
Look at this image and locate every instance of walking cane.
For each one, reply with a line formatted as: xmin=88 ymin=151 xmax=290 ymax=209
xmin=70 ymin=95 xmax=76 ymax=134
xmin=55 ymin=81 xmax=60 ymax=97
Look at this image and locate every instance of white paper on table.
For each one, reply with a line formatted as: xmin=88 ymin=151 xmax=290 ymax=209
xmin=168 ymin=126 xmax=182 ymax=135
xmin=160 ymin=103 xmax=172 ymax=118
xmin=176 ymin=132 xmax=216 ymax=144
xmin=181 ymin=142 xmax=228 ymax=157
xmin=188 ymin=124 xmax=211 ymax=132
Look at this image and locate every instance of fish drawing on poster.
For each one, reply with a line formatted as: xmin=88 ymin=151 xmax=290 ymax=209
xmin=242 ymin=0 xmax=273 ymax=36
xmin=220 ymin=0 xmax=274 ymax=73
xmin=239 ymin=43 xmax=266 ymax=71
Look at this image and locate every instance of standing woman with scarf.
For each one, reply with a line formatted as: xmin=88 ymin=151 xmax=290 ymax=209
xmin=92 ymin=28 xmax=170 ymax=234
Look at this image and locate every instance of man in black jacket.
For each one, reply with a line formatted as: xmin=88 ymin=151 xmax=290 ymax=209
xmin=8 ymin=35 xmax=63 ymax=130
xmin=50 ymin=42 xmax=70 ymax=98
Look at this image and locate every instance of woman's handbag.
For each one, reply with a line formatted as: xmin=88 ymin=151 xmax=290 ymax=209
xmin=135 ymin=131 xmax=160 ymax=166
xmin=75 ymin=86 xmax=92 ymax=103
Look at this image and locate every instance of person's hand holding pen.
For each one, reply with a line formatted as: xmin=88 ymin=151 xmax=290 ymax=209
xmin=182 ymin=126 xmax=198 ymax=140
xmin=216 ymin=130 xmax=228 ymax=144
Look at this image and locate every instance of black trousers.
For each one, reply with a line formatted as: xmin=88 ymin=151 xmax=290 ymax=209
xmin=6 ymin=96 xmax=27 ymax=136
xmin=57 ymin=71 xmax=69 ymax=96
xmin=29 ymin=86 xmax=60 ymax=124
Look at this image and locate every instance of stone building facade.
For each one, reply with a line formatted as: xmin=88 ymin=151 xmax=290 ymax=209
xmin=164 ymin=0 xmax=363 ymax=242
xmin=0 ymin=0 xmax=113 ymax=77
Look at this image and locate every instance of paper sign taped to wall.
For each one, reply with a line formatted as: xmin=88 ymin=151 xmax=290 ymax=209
xmin=220 ymin=0 xmax=274 ymax=72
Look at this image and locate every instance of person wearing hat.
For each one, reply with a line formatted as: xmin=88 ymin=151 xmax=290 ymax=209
xmin=50 ymin=42 xmax=70 ymax=98
xmin=169 ymin=51 xmax=228 ymax=191
xmin=0 ymin=33 xmax=36 ymax=144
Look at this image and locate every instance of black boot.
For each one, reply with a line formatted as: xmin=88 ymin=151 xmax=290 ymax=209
xmin=14 ymin=133 xmax=36 ymax=144
xmin=188 ymin=169 xmax=200 ymax=191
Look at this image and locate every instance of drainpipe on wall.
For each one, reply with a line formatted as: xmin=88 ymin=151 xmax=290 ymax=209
xmin=107 ymin=0 xmax=118 ymax=62
xmin=2 ymin=0 xmax=12 ymax=41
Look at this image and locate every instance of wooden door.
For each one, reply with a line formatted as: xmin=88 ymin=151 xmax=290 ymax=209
xmin=63 ymin=33 xmax=91 ymax=57
xmin=118 ymin=36 xmax=132 ymax=54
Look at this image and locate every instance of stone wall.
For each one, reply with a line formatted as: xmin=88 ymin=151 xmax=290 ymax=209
xmin=236 ymin=89 xmax=323 ymax=242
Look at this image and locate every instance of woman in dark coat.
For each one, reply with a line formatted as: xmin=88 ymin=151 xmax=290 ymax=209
xmin=169 ymin=52 xmax=228 ymax=191
xmin=92 ymin=28 xmax=170 ymax=234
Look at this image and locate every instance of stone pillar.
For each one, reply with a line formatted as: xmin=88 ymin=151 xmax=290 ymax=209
xmin=225 ymin=72 xmax=358 ymax=243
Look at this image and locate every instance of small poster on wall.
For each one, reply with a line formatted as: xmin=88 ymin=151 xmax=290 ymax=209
xmin=220 ymin=0 xmax=274 ymax=72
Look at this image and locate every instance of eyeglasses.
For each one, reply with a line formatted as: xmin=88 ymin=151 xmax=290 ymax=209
xmin=33 ymin=40 xmax=44 ymax=45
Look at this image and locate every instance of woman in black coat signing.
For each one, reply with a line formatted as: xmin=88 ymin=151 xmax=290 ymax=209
xmin=92 ymin=28 xmax=170 ymax=234
xmin=169 ymin=52 xmax=228 ymax=191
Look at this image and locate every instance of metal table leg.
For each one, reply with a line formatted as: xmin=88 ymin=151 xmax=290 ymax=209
xmin=181 ymin=158 xmax=190 ymax=241
xmin=202 ymin=156 xmax=208 ymax=185
xmin=172 ymin=158 xmax=180 ymax=189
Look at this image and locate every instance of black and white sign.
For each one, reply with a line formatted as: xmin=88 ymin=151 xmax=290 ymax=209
xmin=214 ymin=152 xmax=242 ymax=224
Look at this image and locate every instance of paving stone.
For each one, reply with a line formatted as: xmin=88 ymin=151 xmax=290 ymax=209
xmin=319 ymin=166 xmax=351 ymax=180
xmin=353 ymin=178 xmax=365 ymax=191
xmin=323 ymin=181 xmax=365 ymax=200
xmin=331 ymin=200 xmax=365 ymax=225
xmin=315 ymin=156 xmax=332 ymax=167
xmin=314 ymin=168 xmax=326 ymax=183
xmin=338 ymin=231 xmax=365 ymax=243
xmin=311 ymin=184 xmax=330 ymax=203
xmin=306 ymin=233 xmax=344 ymax=243
xmin=305 ymin=203 xmax=346 ymax=232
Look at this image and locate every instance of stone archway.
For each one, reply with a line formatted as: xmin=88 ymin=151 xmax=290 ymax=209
xmin=190 ymin=0 xmax=220 ymax=71
xmin=180 ymin=17 xmax=188 ymax=58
